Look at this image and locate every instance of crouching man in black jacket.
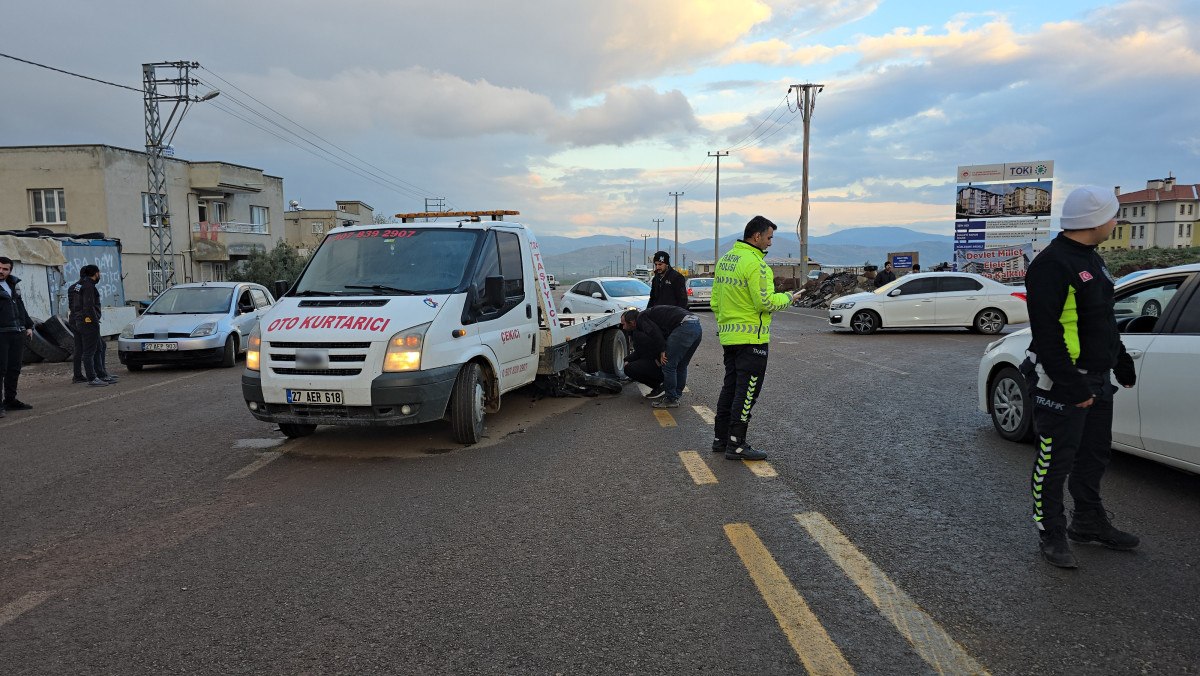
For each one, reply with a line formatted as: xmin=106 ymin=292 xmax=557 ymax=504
xmin=620 ymin=305 xmax=702 ymax=408
xmin=0 ymin=257 xmax=36 ymax=416
xmin=1024 ymin=186 xmax=1139 ymax=569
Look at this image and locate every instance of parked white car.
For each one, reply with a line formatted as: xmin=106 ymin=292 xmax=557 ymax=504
xmin=978 ymin=263 xmax=1200 ymax=473
xmin=118 ymin=282 xmax=275 ymax=370
xmin=828 ymin=272 xmax=1028 ymax=335
xmin=560 ymin=277 xmax=651 ymax=314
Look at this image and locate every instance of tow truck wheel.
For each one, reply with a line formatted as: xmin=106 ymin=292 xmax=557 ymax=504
xmin=450 ymin=362 xmax=486 ymax=445
xmin=279 ymin=423 xmax=316 ymax=438
xmin=598 ymin=327 xmax=628 ymax=378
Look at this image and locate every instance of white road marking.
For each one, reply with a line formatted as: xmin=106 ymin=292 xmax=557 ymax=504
xmin=234 ymin=438 xmax=285 ymax=450
xmin=692 ymin=405 xmax=716 ymax=425
xmin=0 ymin=371 xmax=208 ymax=431
xmin=226 ymin=452 xmax=284 ymax=480
xmin=780 ymin=310 xmax=830 ymax=321
xmin=0 ymin=591 xmax=52 ymax=628
xmin=824 ymin=352 xmax=909 ymax=376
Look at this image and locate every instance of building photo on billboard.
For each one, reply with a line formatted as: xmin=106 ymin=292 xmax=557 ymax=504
xmin=956 ymin=180 xmax=1053 ymax=219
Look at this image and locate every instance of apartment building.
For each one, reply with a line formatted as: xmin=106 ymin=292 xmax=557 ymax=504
xmin=0 ymin=144 xmax=286 ymax=301
xmin=1115 ymin=176 xmax=1199 ymax=250
xmin=283 ymin=200 xmax=375 ymax=256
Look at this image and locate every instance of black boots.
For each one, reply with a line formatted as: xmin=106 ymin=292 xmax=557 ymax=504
xmin=725 ymin=440 xmax=768 ymax=461
xmin=711 ymin=437 xmax=727 ymax=453
xmin=1039 ymin=528 xmax=1078 ymax=569
xmin=1068 ymin=509 xmax=1140 ymax=550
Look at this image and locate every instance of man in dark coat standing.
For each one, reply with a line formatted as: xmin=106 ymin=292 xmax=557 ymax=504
xmin=0 ymin=256 xmax=36 ymax=416
xmin=648 ymin=250 xmax=687 ymax=308
xmin=69 ymin=265 xmax=110 ymax=387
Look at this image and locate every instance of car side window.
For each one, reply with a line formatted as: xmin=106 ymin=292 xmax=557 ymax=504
xmin=939 ymin=276 xmax=983 ymax=292
xmin=1171 ymin=282 xmax=1200 ymax=334
xmin=895 ymin=278 xmax=938 ymax=295
xmin=237 ymin=289 xmax=254 ymax=312
xmin=250 ymin=289 xmax=270 ymax=308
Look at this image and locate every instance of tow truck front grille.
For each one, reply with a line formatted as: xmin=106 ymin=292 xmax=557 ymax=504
xmin=270 ymin=354 xmax=366 ymax=363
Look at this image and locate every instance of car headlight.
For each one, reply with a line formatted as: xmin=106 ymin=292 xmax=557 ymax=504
xmin=190 ymin=322 xmax=218 ymax=337
xmin=383 ymin=322 xmax=430 ymax=372
xmin=830 ymin=301 xmax=856 ymax=310
xmin=119 ymin=323 xmax=135 ymax=339
xmin=246 ymin=325 xmax=261 ymax=371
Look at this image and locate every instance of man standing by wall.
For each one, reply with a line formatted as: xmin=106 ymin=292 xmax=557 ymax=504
xmin=710 ymin=216 xmax=802 ymax=461
xmin=69 ymin=265 xmax=110 ymax=387
xmin=0 ymin=256 xmax=36 ymax=416
xmin=648 ymin=251 xmax=687 ymax=309
xmin=874 ymin=261 xmax=896 ymax=288
xmin=1024 ymin=185 xmax=1138 ymax=569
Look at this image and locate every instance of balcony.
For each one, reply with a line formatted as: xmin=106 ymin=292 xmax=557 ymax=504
xmin=192 ymin=221 xmax=269 ymax=235
xmin=189 ymin=162 xmax=265 ymax=194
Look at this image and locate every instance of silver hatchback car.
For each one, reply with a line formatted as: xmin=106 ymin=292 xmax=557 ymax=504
xmin=686 ymin=277 xmax=714 ymax=310
xmin=118 ymin=282 xmax=274 ymax=370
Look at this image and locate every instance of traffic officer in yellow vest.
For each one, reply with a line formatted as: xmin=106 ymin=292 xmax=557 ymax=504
xmin=710 ymin=216 xmax=802 ymax=460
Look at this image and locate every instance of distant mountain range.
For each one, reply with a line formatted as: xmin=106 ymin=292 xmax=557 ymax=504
xmin=539 ymin=226 xmax=954 ymax=279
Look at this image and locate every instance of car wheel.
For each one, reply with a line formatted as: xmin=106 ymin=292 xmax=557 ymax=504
xmin=279 ymin=423 xmax=316 ymax=439
xmin=561 ymin=307 xmax=571 ymax=314
xmin=974 ymin=308 xmax=1007 ymax=335
xmin=1141 ymin=299 xmax=1161 ymax=317
xmin=449 ymin=362 xmax=487 ymax=445
xmin=598 ymin=327 xmax=628 ymax=378
xmin=850 ymin=310 xmax=879 ymax=335
xmin=220 ymin=335 xmax=238 ymax=368
xmin=990 ymin=366 xmax=1033 ymax=442
xmin=125 ymin=362 xmax=144 ymax=372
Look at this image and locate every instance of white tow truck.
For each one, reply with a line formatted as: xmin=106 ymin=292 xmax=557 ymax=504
xmin=242 ymin=210 xmax=629 ymax=444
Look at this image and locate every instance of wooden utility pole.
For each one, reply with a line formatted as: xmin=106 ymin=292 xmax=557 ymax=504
xmin=790 ymin=83 xmax=823 ymax=279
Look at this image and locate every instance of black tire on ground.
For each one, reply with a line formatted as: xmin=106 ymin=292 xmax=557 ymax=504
xmin=990 ymin=366 xmax=1034 ymax=442
xmin=598 ymin=327 xmax=628 ymax=378
xmin=973 ymin=308 xmax=1007 ymax=335
xmin=279 ymin=423 xmax=316 ymax=438
xmin=220 ymin=335 xmax=237 ymax=367
xmin=21 ymin=332 xmax=45 ymax=364
xmin=28 ymin=328 xmax=70 ymax=361
xmin=1141 ymin=299 xmax=1161 ymax=317
xmin=449 ymin=362 xmax=486 ymax=445
xmin=850 ymin=310 xmax=880 ymax=335
xmin=560 ymin=307 xmax=571 ymax=314
xmin=125 ymin=362 xmax=144 ymax=372
xmin=38 ymin=316 xmax=75 ymax=351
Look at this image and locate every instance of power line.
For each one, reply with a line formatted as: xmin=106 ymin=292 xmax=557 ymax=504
xmin=0 ymin=51 xmax=144 ymax=93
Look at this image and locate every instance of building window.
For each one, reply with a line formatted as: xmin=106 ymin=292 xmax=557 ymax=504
xmin=1141 ymin=206 xmax=1146 ymax=216
xmin=1188 ymin=224 xmax=1193 ymax=237
xmin=29 ymin=188 xmax=67 ymax=224
xmin=1121 ymin=208 xmax=1126 ymax=217
xmin=1189 ymin=204 xmax=1195 ymax=215
xmin=1182 ymin=205 xmax=1187 ymax=215
xmin=211 ymin=201 xmax=228 ymax=223
xmin=311 ymin=222 xmax=325 ymax=234
xmin=146 ymin=260 xmax=176 ymax=292
xmin=141 ymin=192 xmax=167 ymax=227
xmin=200 ymin=262 xmax=226 ymax=282
xmin=1140 ymin=225 xmax=1146 ymax=238
xmin=250 ymin=206 xmax=269 ymax=227
xmin=1181 ymin=224 xmax=1185 ymax=237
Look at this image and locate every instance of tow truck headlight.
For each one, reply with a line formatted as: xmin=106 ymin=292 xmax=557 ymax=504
xmin=384 ymin=323 xmax=430 ymax=372
xmin=119 ymin=323 xmax=135 ymax=339
xmin=190 ymin=322 xmax=218 ymax=337
xmin=830 ymin=301 xmax=856 ymax=310
xmin=246 ymin=326 xmax=262 ymax=371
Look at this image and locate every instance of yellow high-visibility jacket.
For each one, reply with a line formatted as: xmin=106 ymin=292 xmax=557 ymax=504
xmin=710 ymin=240 xmax=792 ymax=345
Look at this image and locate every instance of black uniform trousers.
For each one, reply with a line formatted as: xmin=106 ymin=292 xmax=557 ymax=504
xmin=624 ymin=357 xmax=663 ymax=390
xmin=0 ymin=330 xmax=26 ymax=403
xmin=72 ymin=319 xmax=101 ymax=381
xmin=1030 ymin=371 xmax=1115 ymax=532
xmin=714 ymin=343 xmax=769 ymax=445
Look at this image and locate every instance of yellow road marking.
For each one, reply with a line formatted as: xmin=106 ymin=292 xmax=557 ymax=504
xmin=678 ymin=451 xmax=718 ymax=485
xmin=724 ymin=523 xmax=855 ymax=675
xmin=226 ymin=452 xmax=284 ymax=480
xmin=653 ymin=410 xmax=677 ymax=427
xmin=795 ymin=513 xmax=989 ymax=676
xmin=0 ymin=591 xmax=52 ymax=628
xmin=692 ymin=405 xmax=715 ymax=425
xmin=744 ymin=460 xmax=778 ymax=478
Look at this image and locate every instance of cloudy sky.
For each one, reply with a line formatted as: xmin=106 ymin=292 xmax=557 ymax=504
xmin=2 ymin=0 xmax=1196 ymax=243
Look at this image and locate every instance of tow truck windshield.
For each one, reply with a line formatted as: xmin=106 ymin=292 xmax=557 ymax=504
xmin=294 ymin=228 xmax=482 ymax=296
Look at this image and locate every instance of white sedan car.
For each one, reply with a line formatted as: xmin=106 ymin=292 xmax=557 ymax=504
xmin=560 ymin=277 xmax=651 ymax=314
xmin=828 ymin=272 xmax=1028 ymax=335
xmin=978 ymin=263 xmax=1200 ymax=473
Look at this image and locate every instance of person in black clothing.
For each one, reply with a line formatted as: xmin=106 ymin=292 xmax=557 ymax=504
xmin=1024 ymin=185 xmax=1138 ymax=569
xmin=0 ymin=257 xmax=36 ymax=416
xmin=69 ymin=265 xmax=110 ymax=387
xmin=648 ymin=251 xmax=688 ymax=308
xmin=620 ymin=305 xmax=702 ymax=408
xmin=873 ymin=261 xmax=896 ymax=288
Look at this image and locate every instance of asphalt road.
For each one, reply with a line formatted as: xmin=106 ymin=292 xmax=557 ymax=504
xmin=2 ymin=318 xmax=1198 ymax=675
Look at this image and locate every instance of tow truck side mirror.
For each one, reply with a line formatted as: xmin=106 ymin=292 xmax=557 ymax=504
xmin=484 ymin=275 xmax=506 ymax=307
xmin=274 ymin=280 xmax=291 ymax=298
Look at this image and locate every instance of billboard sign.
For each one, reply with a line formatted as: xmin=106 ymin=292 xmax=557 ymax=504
xmin=957 ymin=161 xmax=1054 ymax=182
